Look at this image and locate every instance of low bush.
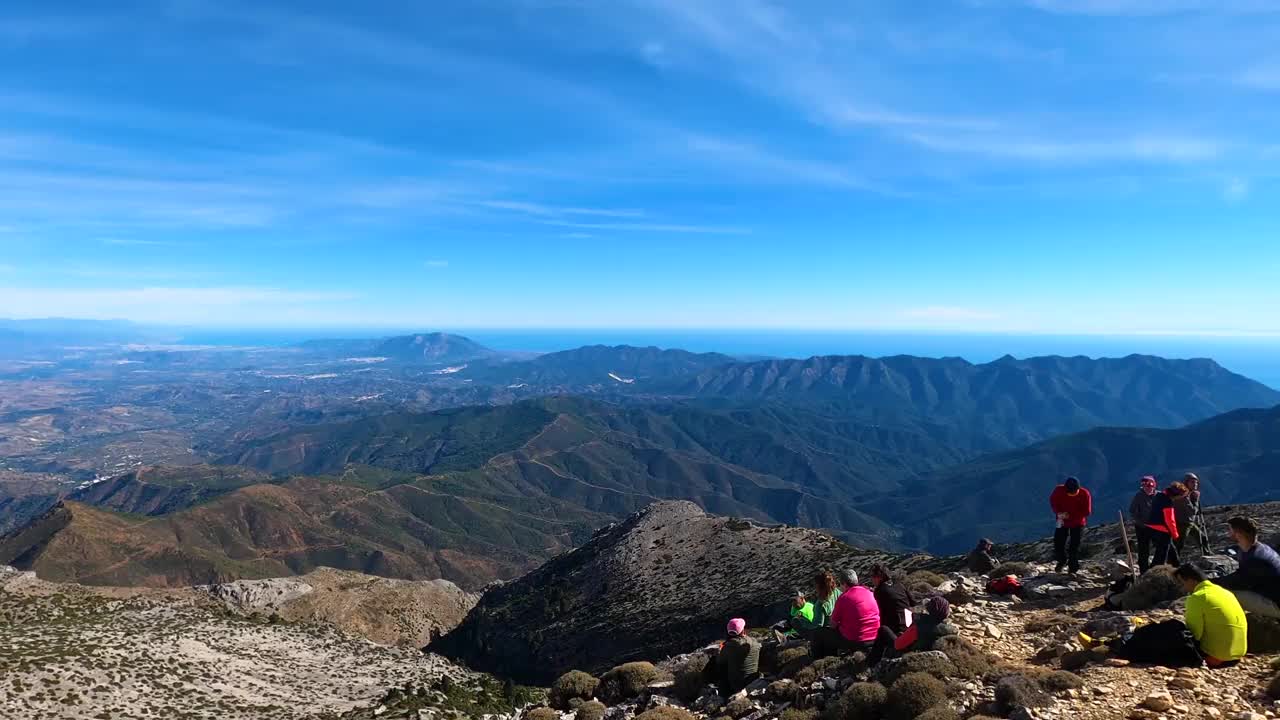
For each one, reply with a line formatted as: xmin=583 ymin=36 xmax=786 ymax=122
xmin=906 ymin=570 xmax=947 ymax=588
xmin=1039 ymin=670 xmax=1083 ymax=692
xmin=990 ymin=562 xmax=1031 ymax=578
xmin=914 ymin=707 xmax=958 ymax=720
xmin=550 ymin=670 xmax=599 ymax=710
xmin=525 ymin=707 xmax=558 ymax=720
xmin=794 ymin=655 xmax=852 ymax=686
xmin=1267 ymin=672 xmax=1280 ymax=700
xmin=934 ymin=636 xmax=993 ymax=680
xmin=994 ymin=674 xmax=1048 ymax=714
xmin=672 ymin=654 xmax=709 ymax=702
xmin=1120 ymin=565 xmax=1183 ymax=611
xmin=777 ymin=646 xmax=812 ymax=678
xmin=886 ymin=672 xmax=947 ymax=720
xmin=882 ymin=651 xmax=955 ymax=685
xmin=724 ymin=695 xmax=755 ymax=718
xmin=575 ymin=700 xmax=607 ymax=720
xmin=780 ymin=708 xmax=817 ymax=720
xmin=830 ymin=682 xmax=887 ymax=720
xmin=598 ymin=662 xmax=659 ymax=704
xmin=634 ymin=708 xmax=696 ymax=720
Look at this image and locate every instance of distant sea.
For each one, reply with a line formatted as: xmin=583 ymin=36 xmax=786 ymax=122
xmin=177 ymin=328 xmax=1280 ymax=391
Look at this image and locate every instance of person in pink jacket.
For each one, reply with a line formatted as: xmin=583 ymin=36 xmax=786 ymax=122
xmin=812 ymin=569 xmax=896 ymax=664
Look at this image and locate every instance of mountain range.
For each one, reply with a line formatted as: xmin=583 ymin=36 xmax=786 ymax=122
xmin=2 ymin=347 xmax=1278 ymax=591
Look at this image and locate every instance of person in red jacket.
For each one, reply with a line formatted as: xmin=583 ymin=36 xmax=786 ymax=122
xmin=1146 ymin=481 xmax=1189 ymax=568
xmin=1049 ymin=476 xmax=1092 ymax=574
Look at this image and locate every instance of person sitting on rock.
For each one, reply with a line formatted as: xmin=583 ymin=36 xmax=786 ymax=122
xmin=1146 ymin=481 xmax=1188 ymax=568
xmin=1217 ymin=516 xmax=1280 ymax=619
xmin=710 ymin=618 xmax=761 ymax=695
xmin=893 ymin=596 xmax=957 ymax=652
xmin=812 ymin=569 xmax=895 ymax=664
xmin=774 ymin=589 xmax=817 ymax=641
xmin=966 ymin=538 xmax=999 ymax=575
xmin=869 ymin=563 xmax=916 ymax=634
xmin=1177 ymin=564 xmax=1247 ymax=667
xmin=812 ymin=570 xmax=839 ymax=628
xmin=1049 ymin=476 xmax=1092 ymax=574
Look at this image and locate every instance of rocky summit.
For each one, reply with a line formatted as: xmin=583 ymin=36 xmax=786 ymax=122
xmin=419 ymin=556 xmax=1280 ymax=720
xmin=435 ymin=501 xmax=936 ymax=683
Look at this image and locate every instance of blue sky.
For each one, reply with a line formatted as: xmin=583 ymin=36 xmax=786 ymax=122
xmin=1 ymin=0 xmax=1278 ymax=331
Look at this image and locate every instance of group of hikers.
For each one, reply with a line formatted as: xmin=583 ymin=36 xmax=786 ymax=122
xmin=704 ymin=473 xmax=1280 ymax=694
xmin=706 ymin=564 xmax=957 ymax=694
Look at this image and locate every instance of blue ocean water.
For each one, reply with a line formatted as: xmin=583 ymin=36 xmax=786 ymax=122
xmin=178 ymin=328 xmax=1280 ymax=390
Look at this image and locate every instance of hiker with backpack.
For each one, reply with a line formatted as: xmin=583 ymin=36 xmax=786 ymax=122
xmin=1147 ymin=481 xmax=1189 ymax=568
xmin=1049 ymin=476 xmax=1092 ymax=574
xmin=1130 ymin=476 xmax=1158 ymax=574
xmin=1177 ymin=472 xmax=1208 ymax=556
xmin=868 ymin=563 xmax=916 ymax=634
xmin=1217 ymin=516 xmax=1280 ymax=619
xmin=966 ymin=538 xmax=999 ymax=575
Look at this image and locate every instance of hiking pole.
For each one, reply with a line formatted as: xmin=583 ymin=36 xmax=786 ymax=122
xmin=1119 ymin=511 xmax=1139 ymax=583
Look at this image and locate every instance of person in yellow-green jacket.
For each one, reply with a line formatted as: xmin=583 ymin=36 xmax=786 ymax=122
xmin=1176 ymin=564 xmax=1248 ymax=667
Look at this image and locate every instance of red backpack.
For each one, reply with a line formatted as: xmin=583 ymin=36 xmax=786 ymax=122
xmin=986 ymin=576 xmax=1023 ymax=595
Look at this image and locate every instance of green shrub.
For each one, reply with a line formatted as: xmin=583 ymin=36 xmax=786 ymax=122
xmin=882 ymin=651 xmax=955 ymax=685
xmin=672 ymin=654 xmax=709 ymax=702
xmin=550 ymin=670 xmax=599 ymax=710
xmin=1039 ymin=670 xmax=1083 ymax=692
xmin=635 ymin=708 xmax=696 ymax=720
xmin=794 ymin=655 xmax=852 ymax=686
xmin=1267 ymin=672 xmax=1280 ymax=700
xmin=576 ymin=700 xmax=606 ymax=720
xmin=777 ymin=646 xmax=811 ymax=678
xmin=995 ymin=674 xmax=1048 ymax=714
xmin=1023 ymin=613 xmax=1075 ymax=634
xmin=886 ymin=672 xmax=947 ymax=720
xmin=914 ymin=707 xmax=958 ymax=720
xmin=1120 ymin=565 xmax=1183 ymax=611
xmin=934 ymin=635 xmax=993 ymax=680
xmin=724 ymin=695 xmax=755 ymax=718
xmin=906 ymin=570 xmax=947 ymax=588
xmin=781 ymin=709 xmax=817 ymax=720
xmin=598 ymin=662 xmax=659 ymax=704
xmin=830 ymin=682 xmax=887 ymax=720
xmin=525 ymin=707 xmax=558 ymax=720
xmin=990 ymin=562 xmax=1031 ymax=578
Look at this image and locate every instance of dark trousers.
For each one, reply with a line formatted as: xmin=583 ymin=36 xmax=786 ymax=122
xmin=1134 ymin=525 xmax=1153 ymax=574
xmin=1053 ymin=526 xmax=1083 ymax=573
xmin=1152 ymin=530 xmax=1180 ymax=568
xmin=812 ymin=625 xmax=897 ymax=665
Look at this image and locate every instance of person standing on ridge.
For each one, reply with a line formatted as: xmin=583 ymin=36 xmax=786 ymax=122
xmin=1130 ymin=476 xmax=1158 ymax=574
xmin=1179 ymin=472 xmax=1208 ymax=556
xmin=1050 ymin=476 xmax=1092 ymax=574
xmin=1147 ymin=481 xmax=1189 ymax=568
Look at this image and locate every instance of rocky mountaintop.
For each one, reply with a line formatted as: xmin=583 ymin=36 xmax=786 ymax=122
xmin=298 ymin=332 xmax=497 ymax=364
xmin=0 ymin=565 xmax=489 ymax=720
xmin=435 ymin=501 xmax=935 ymax=683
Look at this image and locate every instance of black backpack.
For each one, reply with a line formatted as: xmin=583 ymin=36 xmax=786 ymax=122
xmin=1109 ymin=619 xmax=1203 ymax=668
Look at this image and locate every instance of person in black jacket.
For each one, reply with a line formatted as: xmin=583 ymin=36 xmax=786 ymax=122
xmin=1218 ymin=516 xmax=1280 ymax=619
xmin=1130 ymin=476 xmax=1158 ymax=574
xmin=1146 ymin=482 xmax=1188 ymax=568
xmin=868 ymin=563 xmax=916 ymax=634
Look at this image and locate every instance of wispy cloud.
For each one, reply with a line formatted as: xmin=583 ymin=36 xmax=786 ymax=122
xmin=683 ymin=134 xmax=885 ymax=191
xmin=541 ymin=220 xmax=748 ymax=234
xmin=1236 ymin=61 xmax=1280 ymax=91
xmin=0 ymin=286 xmax=359 ymax=323
xmin=905 ymin=133 xmax=1223 ymax=163
xmin=901 ymin=306 xmax=1000 ymax=322
xmin=1012 ymin=0 xmax=1279 ymax=15
xmin=1224 ymin=177 xmax=1250 ymax=201
xmin=476 ymin=200 xmax=646 ymax=218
